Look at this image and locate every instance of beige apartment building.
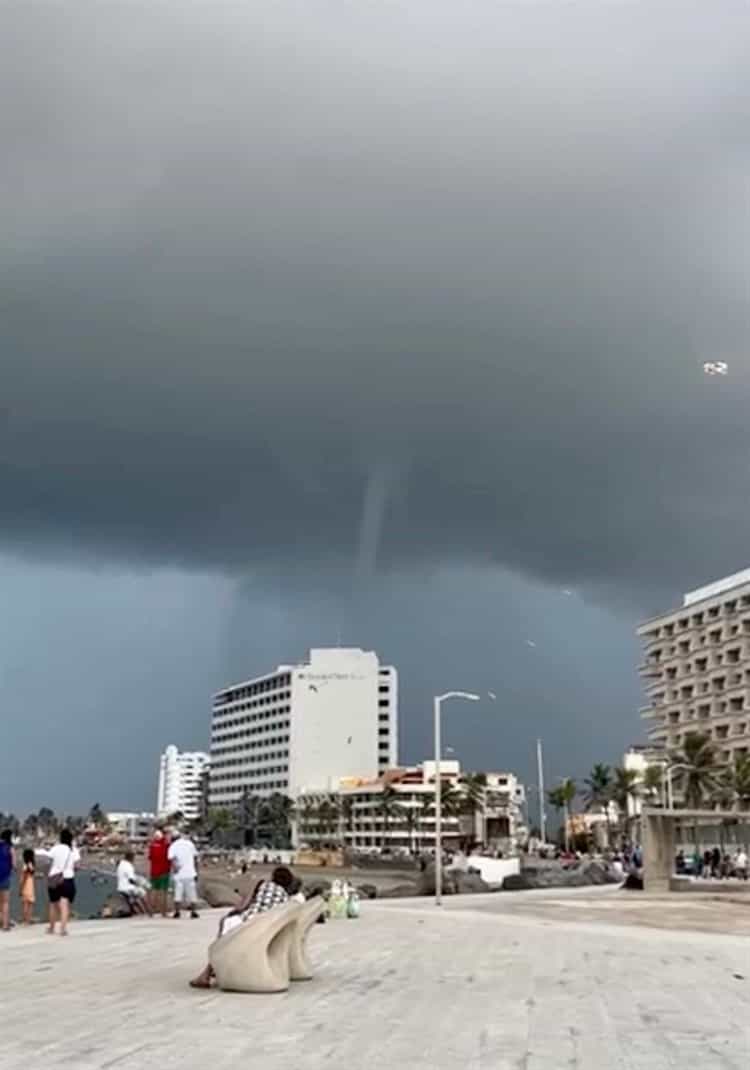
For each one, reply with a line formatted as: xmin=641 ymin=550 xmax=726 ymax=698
xmin=638 ymin=568 xmax=750 ymax=762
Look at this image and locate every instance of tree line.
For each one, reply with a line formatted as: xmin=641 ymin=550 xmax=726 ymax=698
xmin=550 ymin=734 xmax=750 ymax=850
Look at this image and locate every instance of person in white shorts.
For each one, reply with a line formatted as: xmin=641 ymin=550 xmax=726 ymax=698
xmin=168 ymin=831 xmax=199 ymax=919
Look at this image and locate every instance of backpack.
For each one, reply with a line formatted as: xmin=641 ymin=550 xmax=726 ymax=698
xmin=0 ymin=843 xmax=12 ymax=883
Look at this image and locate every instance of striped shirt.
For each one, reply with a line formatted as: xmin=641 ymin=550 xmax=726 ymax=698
xmin=241 ymin=880 xmax=289 ymax=920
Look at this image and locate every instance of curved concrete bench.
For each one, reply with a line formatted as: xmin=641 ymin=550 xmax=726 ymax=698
xmin=209 ymin=901 xmax=302 ymax=993
xmin=289 ymin=895 xmax=326 ymax=982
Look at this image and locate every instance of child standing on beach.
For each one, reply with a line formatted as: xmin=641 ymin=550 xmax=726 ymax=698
xmin=19 ymin=849 xmax=36 ymax=925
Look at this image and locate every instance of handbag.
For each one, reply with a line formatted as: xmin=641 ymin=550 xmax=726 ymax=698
xmin=48 ymin=848 xmax=73 ymax=890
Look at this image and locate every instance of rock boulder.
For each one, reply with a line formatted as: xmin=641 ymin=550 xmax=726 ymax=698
xmin=199 ymin=879 xmax=241 ymax=908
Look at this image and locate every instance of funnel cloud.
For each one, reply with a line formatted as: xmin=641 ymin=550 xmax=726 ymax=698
xmin=1 ymin=2 xmax=748 ymax=810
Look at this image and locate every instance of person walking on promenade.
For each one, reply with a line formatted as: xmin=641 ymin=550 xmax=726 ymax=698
xmin=0 ymin=830 xmax=14 ymax=931
xmin=148 ymin=828 xmax=171 ymax=917
xmin=168 ymin=830 xmax=199 ymax=919
xmin=189 ymin=865 xmax=296 ymax=988
xmin=38 ymin=828 xmax=80 ymax=936
xmin=19 ymin=848 xmax=36 ymax=925
xmin=735 ymin=846 xmax=748 ymax=880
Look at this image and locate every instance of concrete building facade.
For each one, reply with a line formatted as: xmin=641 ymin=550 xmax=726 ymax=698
xmin=638 ymin=568 xmax=750 ymax=763
xmin=106 ymin=811 xmax=156 ymax=841
xmin=296 ymin=760 xmax=527 ymax=853
xmin=157 ymin=745 xmax=210 ymax=821
xmin=209 ymin=648 xmax=398 ymax=808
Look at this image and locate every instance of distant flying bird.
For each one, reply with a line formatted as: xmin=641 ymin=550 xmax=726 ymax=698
xmin=346 ymin=736 xmax=352 ymax=744
xmin=308 ymin=684 xmax=318 ymax=692
xmin=525 ymin=640 xmax=537 ymax=648
xmin=561 ymin=588 xmax=573 ymax=596
xmin=703 ymin=361 xmax=728 ymax=376
xmin=488 ymin=691 xmax=497 ymax=700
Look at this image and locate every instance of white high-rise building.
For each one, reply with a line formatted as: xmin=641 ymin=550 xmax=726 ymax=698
xmin=209 ymin=648 xmax=398 ymax=807
xmin=157 ymin=745 xmax=210 ymax=821
xmin=638 ymin=568 xmax=750 ymax=763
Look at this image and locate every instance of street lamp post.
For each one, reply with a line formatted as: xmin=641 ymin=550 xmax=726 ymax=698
xmin=665 ymin=763 xmax=689 ymax=811
xmin=434 ymin=691 xmax=481 ymax=906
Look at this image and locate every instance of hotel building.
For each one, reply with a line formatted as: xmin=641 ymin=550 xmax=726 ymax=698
xmin=638 ymin=568 xmax=750 ymax=763
xmin=209 ymin=647 xmax=398 ymax=808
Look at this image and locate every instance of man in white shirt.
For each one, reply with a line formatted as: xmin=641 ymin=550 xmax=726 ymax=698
xmin=116 ymin=850 xmax=149 ymax=915
xmin=168 ymin=832 xmax=199 ymax=919
xmin=735 ymin=847 xmax=748 ymax=881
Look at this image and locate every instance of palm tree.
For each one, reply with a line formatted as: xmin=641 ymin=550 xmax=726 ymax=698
xmin=88 ymin=802 xmax=106 ymax=827
xmin=642 ymin=765 xmax=665 ymax=806
xmin=339 ymin=796 xmax=355 ymax=847
xmin=460 ymin=772 xmax=487 ymax=848
xmin=315 ymin=795 xmax=341 ymax=846
xmin=583 ymin=763 xmax=613 ymax=847
xmin=715 ymin=754 xmax=750 ymax=811
xmin=418 ymin=793 xmax=434 ymax=852
xmin=207 ymin=807 xmax=233 ymax=843
xmin=236 ymin=789 xmax=261 ymax=846
xmin=547 ymin=779 xmax=576 ymax=850
xmin=296 ymin=795 xmax=320 ymax=844
xmin=611 ymin=767 xmax=640 ymax=840
xmin=264 ymin=793 xmax=295 ymax=846
xmin=671 ymin=732 xmax=720 ymax=808
xmin=37 ymin=807 xmax=57 ymax=839
xmin=22 ymin=813 xmax=39 ymax=841
xmin=400 ymin=804 xmax=419 ymax=854
xmin=377 ymin=785 xmax=403 ymax=849
xmin=547 ymin=785 xmax=566 ymax=841
xmin=0 ymin=814 xmax=19 ymax=836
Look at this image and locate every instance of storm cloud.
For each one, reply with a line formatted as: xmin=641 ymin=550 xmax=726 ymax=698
xmin=1 ymin=2 xmax=749 ymax=809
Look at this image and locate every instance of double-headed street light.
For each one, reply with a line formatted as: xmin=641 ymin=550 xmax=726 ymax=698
xmin=434 ymin=690 xmax=489 ymax=906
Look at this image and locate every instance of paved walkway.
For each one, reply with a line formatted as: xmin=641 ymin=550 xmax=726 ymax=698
xmin=1 ymin=890 xmax=749 ymax=1069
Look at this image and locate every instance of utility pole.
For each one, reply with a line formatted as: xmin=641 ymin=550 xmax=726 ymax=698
xmin=536 ymin=738 xmax=547 ymax=845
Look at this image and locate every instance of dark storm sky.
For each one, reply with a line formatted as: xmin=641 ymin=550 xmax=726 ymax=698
xmin=2 ymin=2 xmax=749 ymax=814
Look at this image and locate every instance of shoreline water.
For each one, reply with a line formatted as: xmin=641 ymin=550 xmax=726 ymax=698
xmin=8 ymin=867 xmax=115 ymax=923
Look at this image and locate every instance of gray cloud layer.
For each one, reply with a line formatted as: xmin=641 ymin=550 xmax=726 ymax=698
xmin=2 ymin=2 xmax=749 ymax=604
xmin=2 ymin=4 xmax=749 ymax=813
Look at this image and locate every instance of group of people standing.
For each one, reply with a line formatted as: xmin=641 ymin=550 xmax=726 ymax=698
xmin=0 ymin=824 xmax=202 ymax=935
xmin=676 ymin=845 xmax=748 ymax=880
xmin=116 ymin=828 xmax=200 ymax=919
xmin=0 ymin=827 xmax=81 ymax=936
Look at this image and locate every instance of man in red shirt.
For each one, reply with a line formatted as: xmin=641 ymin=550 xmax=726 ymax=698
xmin=148 ymin=828 xmax=171 ymax=917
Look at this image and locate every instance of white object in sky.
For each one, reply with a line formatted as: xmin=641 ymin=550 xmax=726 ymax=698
xmin=525 ymin=639 xmax=537 ymax=648
xmin=703 ymin=361 xmax=728 ymax=375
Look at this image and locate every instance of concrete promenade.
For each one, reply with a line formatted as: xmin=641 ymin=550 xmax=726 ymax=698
xmin=1 ymin=888 xmax=749 ymax=1069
